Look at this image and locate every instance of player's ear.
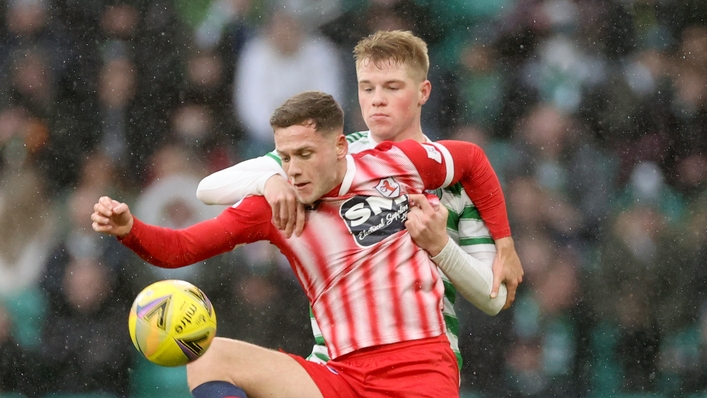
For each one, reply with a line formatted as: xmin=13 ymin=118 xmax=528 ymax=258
xmin=335 ymin=133 xmax=348 ymax=159
xmin=418 ymin=80 xmax=431 ymax=106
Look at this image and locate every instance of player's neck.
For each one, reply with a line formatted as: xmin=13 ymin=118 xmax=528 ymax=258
xmin=372 ymin=124 xmax=426 ymax=144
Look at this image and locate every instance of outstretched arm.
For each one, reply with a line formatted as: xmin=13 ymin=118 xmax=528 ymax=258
xmin=92 ymin=196 xmax=274 ymax=268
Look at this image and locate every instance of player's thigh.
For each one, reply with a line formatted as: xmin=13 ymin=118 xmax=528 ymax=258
xmin=187 ymin=337 xmax=323 ymax=398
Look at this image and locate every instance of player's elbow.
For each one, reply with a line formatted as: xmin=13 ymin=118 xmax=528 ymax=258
xmin=196 ymin=178 xmax=218 ymax=205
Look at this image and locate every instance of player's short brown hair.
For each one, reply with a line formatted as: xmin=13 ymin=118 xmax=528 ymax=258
xmin=353 ymin=30 xmax=429 ymax=82
xmin=270 ymin=91 xmax=344 ymax=135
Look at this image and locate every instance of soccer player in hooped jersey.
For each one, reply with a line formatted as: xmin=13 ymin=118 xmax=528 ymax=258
xmin=196 ymin=30 xmax=524 ymax=366
xmin=92 ymin=91 xmax=506 ymax=398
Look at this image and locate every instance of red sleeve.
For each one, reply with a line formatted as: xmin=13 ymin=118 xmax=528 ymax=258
xmin=437 ymin=140 xmax=511 ymax=239
xmin=119 ymin=197 xmax=275 ymax=268
xmin=389 ymin=139 xmax=511 ymax=239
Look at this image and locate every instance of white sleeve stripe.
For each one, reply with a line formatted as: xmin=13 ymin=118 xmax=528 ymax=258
xmin=429 ymin=142 xmax=454 ymax=188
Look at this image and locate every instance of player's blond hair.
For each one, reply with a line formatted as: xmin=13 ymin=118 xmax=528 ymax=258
xmin=353 ymin=30 xmax=429 ymax=83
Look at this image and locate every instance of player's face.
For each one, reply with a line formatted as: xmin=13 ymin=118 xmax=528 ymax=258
xmin=275 ymin=123 xmax=347 ymax=205
xmin=357 ymin=58 xmax=431 ymax=142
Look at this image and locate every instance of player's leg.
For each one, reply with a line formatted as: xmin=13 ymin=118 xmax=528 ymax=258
xmin=187 ymin=337 xmax=324 ymax=398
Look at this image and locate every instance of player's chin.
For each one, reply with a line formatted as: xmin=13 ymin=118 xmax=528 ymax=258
xmin=368 ymin=125 xmax=396 ymax=140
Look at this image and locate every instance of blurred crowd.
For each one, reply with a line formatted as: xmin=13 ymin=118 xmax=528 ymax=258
xmin=0 ymin=0 xmax=707 ymax=397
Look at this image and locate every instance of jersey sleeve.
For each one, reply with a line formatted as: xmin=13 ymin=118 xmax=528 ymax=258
xmin=119 ymin=197 xmax=275 ymax=268
xmin=392 ymin=139 xmax=511 ymax=239
xmin=437 ymin=140 xmax=511 ymax=239
xmin=196 ymin=153 xmax=286 ymax=205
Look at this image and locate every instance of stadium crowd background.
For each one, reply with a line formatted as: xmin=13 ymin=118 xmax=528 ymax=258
xmin=0 ymin=0 xmax=706 ymax=397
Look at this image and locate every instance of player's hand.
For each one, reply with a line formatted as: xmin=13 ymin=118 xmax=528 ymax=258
xmin=264 ymin=175 xmax=305 ymax=238
xmin=91 ymin=196 xmax=134 ymax=237
xmin=491 ymin=236 xmax=523 ymax=309
xmin=405 ymin=194 xmax=449 ymax=257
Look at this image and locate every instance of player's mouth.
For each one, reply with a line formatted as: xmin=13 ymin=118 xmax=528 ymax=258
xmin=294 ymin=182 xmax=310 ymax=190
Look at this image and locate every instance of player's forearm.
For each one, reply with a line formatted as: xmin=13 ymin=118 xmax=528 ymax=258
xmin=430 ymin=238 xmax=506 ymax=315
xmin=438 ymin=140 xmax=511 ymax=239
xmin=119 ymin=216 xmax=238 ymax=268
xmin=196 ymin=155 xmax=285 ymax=205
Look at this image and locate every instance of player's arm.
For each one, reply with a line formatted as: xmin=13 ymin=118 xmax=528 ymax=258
xmin=196 ymin=154 xmax=305 ymax=238
xmin=406 ymin=194 xmax=506 ymax=315
xmin=436 ymin=140 xmax=523 ymax=308
xmin=196 ymin=154 xmax=284 ymax=205
xmin=391 ymin=139 xmax=509 ymax=237
xmin=395 ymin=139 xmax=524 ymax=308
xmin=91 ymin=195 xmax=273 ymax=268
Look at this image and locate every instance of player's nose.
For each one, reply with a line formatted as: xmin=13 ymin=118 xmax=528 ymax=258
xmin=372 ymin=87 xmax=386 ymax=106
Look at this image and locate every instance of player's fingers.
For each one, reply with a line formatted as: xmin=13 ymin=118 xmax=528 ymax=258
xmin=98 ymin=196 xmax=116 ymax=211
xmin=90 ymin=211 xmax=109 ymax=225
xmin=282 ymin=215 xmax=294 ymax=239
xmin=503 ymin=283 xmax=517 ymax=309
xmin=112 ymin=202 xmax=129 ymax=215
xmin=270 ymin=201 xmax=283 ymax=230
xmin=404 ymin=208 xmax=424 ymax=236
xmin=91 ymin=220 xmax=114 ymax=233
xmin=504 ymin=276 xmax=520 ymax=308
xmin=293 ymin=202 xmax=306 ymax=237
xmin=283 ymin=195 xmax=298 ymax=238
xmin=490 ymin=269 xmax=502 ymax=299
xmin=408 ymin=194 xmax=428 ymax=209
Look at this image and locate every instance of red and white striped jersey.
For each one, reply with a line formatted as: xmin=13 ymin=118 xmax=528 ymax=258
xmin=122 ymin=140 xmax=463 ymax=359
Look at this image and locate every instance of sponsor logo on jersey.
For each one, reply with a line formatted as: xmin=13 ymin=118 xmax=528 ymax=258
xmin=375 ymin=177 xmax=400 ymax=197
xmin=421 ymin=143 xmax=442 ymax=163
xmin=340 ymin=195 xmax=409 ymax=247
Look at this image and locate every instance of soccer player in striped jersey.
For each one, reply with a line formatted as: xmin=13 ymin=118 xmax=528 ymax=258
xmin=92 ymin=91 xmax=506 ymax=397
xmin=196 ymin=30 xmax=524 ymax=369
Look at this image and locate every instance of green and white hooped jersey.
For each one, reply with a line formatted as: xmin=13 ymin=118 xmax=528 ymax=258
xmin=306 ymin=131 xmax=496 ymax=369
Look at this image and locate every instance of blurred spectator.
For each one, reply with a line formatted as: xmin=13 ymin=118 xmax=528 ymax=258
xmin=454 ymin=37 xmax=506 ymax=132
xmin=180 ymin=50 xmax=242 ymax=166
xmin=0 ymin=161 xmax=55 ymax=300
xmin=96 ymin=51 xmax=137 ymax=175
xmin=36 ymin=171 xmax=133 ymax=396
xmin=0 ymin=302 xmax=41 ymax=396
xmin=40 ymin=255 xmax=134 ymax=396
xmin=233 ymin=3 xmax=344 ymax=158
xmin=504 ymin=103 xmax=616 ymax=241
xmin=194 ymin=0 xmax=254 ymax=51
xmin=586 ymin=179 xmax=696 ymax=393
xmin=505 ymin=239 xmax=582 ymax=397
xmin=0 ymin=0 xmax=78 ymax=108
xmin=2 ymin=46 xmax=56 ymax=119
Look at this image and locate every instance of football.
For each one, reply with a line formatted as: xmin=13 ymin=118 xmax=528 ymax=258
xmin=128 ymin=279 xmax=217 ymax=367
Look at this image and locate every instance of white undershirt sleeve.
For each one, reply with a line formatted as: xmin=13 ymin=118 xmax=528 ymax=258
xmin=196 ymin=155 xmax=286 ymax=205
xmin=430 ymin=238 xmax=507 ymax=315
